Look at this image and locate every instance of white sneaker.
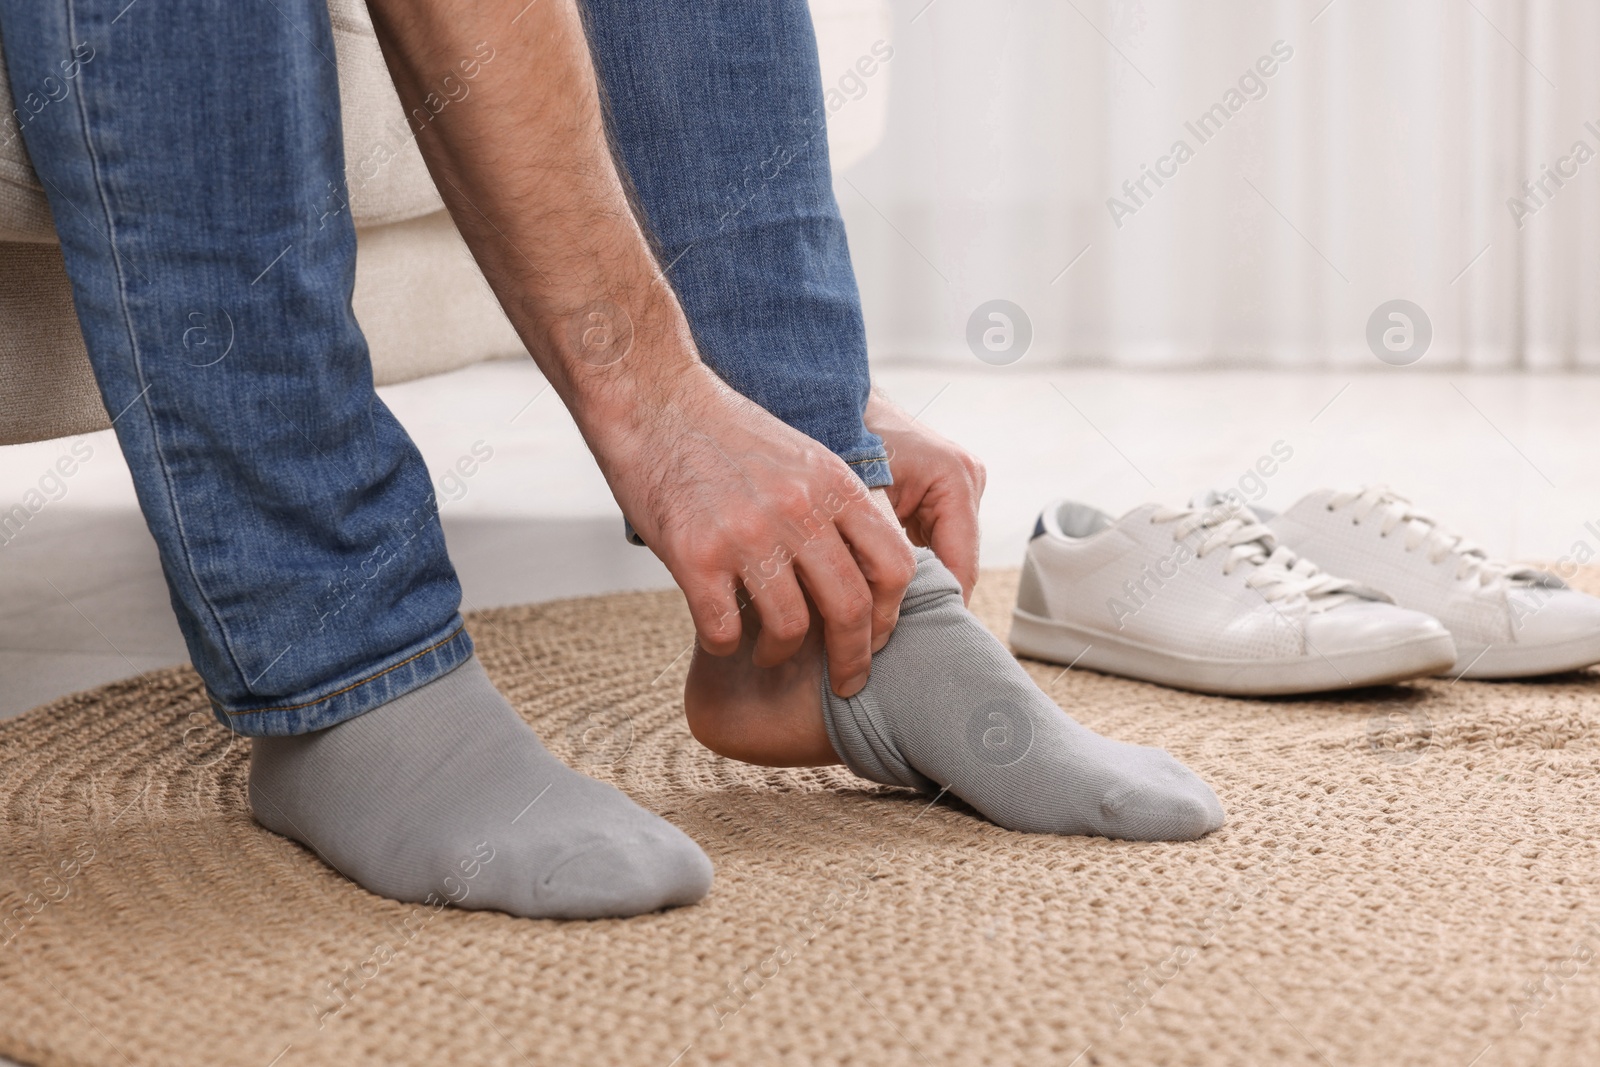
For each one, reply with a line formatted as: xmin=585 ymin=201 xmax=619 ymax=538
xmin=1010 ymin=496 xmax=1457 ymax=696
xmin=1260 ymin=486 xmax=1600 ymax=679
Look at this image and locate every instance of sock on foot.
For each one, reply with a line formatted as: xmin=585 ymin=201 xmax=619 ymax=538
xmin=248 ymin=656 xmax=713 ymax=918
xmin=821 ymin=549 xmax=1225 ymax=841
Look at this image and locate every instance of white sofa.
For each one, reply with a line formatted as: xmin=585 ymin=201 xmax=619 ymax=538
xmin=0 ymin=0 xmax=889 ymax=446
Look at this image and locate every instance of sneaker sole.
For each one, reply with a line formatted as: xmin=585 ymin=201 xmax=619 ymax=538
xmin=1009 ymin=609 xmax=1458 ymax=697
xmin=1449 ymin=632 xmax=1600 ymax=680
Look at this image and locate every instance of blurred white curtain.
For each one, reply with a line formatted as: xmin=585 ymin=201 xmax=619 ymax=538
xmin=837 ymin=0 xmax=1600 ymax=369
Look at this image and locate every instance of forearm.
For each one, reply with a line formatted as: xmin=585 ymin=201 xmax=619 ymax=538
xmin=364 ymin=0 xmax=709 ymax=446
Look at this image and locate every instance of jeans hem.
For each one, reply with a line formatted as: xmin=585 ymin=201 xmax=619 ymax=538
xmin=844 ymin=454 xmax=892 ymax=489
xmin=211 ymin=617 xmax=475 ymax=736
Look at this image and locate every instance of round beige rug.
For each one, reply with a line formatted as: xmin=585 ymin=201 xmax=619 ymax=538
xmin=4 ymin=571 xmax=1600 ymax=1067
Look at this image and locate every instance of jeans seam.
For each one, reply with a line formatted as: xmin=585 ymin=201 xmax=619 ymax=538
xmin=845 ymin=454 xmax=889 ymax=467
xmin=218 ymin=622 xmax=465 ymax=716
xmin=63 ymin=0 xmax=251 ymax=688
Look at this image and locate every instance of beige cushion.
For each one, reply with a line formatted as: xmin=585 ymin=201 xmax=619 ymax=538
xmin=0 ymin=211 xmax=523 ymax=445
xmin=0 ymin=0 xmax=442 ymax=242
xmin=0 ymin=241 xmax=107 ymax=442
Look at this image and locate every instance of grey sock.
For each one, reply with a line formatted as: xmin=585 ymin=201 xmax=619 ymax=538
xmin=823 ymin=550 xmax=1225 ymax=841
xmin=248 ymin=656 xmax=712 ymax=919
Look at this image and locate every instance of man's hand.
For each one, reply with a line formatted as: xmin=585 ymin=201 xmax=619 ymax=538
xmin=866 ymin=388 xmax=987 ymax=601
xmin=593 ymin=367 xmax=915 ymax=698
xmin=364 ymin=0 xmax=914 ymax=696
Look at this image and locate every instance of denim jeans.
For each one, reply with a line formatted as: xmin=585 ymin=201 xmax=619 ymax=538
xmin=1 ymin=0 xmax=885 ymax=734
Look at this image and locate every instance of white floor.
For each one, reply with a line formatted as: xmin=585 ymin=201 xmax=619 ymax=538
xmin=1 ymin=359 xmax=1596 ymax=720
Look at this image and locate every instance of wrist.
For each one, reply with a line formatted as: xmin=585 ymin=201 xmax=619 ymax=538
xmin=516 ymin=280 xmax=708 ymax=433
xmin=559 ymin=324 xmax=722 ymax=468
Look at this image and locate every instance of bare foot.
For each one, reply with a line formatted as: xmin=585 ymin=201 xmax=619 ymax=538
xmin=683 ymin=597 xmax=840 ymax=767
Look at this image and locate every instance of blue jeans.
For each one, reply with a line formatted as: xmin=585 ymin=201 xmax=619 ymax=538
xmin=1 ymin=0 xmax=885 ymax=734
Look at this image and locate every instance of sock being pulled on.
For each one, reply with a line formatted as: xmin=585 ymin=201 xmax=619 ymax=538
xmin=249 ymin=655 xmax=712 ymax=919
xmin=821 ymin=549 xmax=1225 ymax=841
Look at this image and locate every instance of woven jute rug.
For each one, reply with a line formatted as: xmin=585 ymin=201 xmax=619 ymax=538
xmin=4 ymin=570 xmax=1600 ymax=1067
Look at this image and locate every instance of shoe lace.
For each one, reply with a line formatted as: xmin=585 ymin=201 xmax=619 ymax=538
xmin=1324 ymin=485 xmax=1526 ymax=588
xmin=1149 ymin=500 xmax=1362 ymax=612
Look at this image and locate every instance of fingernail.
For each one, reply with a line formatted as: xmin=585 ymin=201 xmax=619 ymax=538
xmin=838 ymin=672 xmax=870 ymax=698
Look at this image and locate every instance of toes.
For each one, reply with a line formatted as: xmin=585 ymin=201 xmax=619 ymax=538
xmin=1099 ymin=754 xmax=1226 ymax=841
xmin=538 ymin=825 xmax=713 ymax=919
xmin=1100 ymin=786 xmax=1223 ymax=841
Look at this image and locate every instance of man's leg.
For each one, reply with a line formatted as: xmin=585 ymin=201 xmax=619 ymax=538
xmin=0 ymin=0 xmax=708 ymax=914
xmin=583 ymin=1 xmax=1226 ymax=840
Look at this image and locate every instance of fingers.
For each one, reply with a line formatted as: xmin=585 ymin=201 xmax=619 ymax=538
xmin=682 ymin=575 xmax=744 ymax=657
xmin=744 ymin=567 xmax=812 ymax=669
xmin=947 ymin=453 xmax=986 ymax=601
xmin=927 ymin=492 xmax=981 ymax=602
xmin=887 ymin=446 xmax=986 ymax=604
xmin=833 ymin=488 xmax=917 ymax=654
xmin=793 ymin=528 xmax=877 ymax=697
